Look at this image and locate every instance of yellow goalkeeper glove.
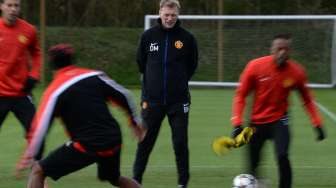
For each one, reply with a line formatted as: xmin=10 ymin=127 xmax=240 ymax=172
xmin=234 ymin=127 xmax=255 ymax=147
xmin=212 ymin=127 xmax=255 ymax=156
xmin=212 ymin=136 xmax=236 ymax=156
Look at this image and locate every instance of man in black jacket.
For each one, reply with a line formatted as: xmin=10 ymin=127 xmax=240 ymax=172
xmin=132 ymin=0 xmax=198 ymax=187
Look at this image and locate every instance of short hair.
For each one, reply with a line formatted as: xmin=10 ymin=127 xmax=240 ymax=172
xmin=1 ymin=0 xmax=21 ymax=4
xmin=160 ymin=0 xmax=180 ymax=9
xmin=48 ymin=44 xmax=75 ymax=69
xmin=273 ymin=33 xmax=292 ymax=40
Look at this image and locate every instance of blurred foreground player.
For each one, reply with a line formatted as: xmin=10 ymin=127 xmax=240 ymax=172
xmin=231 ymin=34 xmax=326 ymax=188
xmin=18 ymin=44 xmax=146 ymax=188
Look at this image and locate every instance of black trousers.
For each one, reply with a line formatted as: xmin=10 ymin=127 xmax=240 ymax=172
xmin=133 ymin=102 xmax=190 ymax=186
xmin=249 ymin=116 xmax=292 ymax=188
xmin=0 ymin=96 xmax=44 ymax=160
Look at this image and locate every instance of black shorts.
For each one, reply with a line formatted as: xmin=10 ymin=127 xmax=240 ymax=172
xmin=39 ymin=142 xmax=121 ymax=181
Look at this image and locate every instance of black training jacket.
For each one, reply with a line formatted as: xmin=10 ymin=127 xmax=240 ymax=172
xmin=26 ymin=66 xmax=140 ymax=157
xmin=137 ymin=19 xmax=198 ymax=105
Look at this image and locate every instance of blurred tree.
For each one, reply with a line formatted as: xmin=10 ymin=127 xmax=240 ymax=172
xmin=20 ymin=0 xmax=39 ymax=24
xmin=19 ymin=0 xmax=336 ymax=27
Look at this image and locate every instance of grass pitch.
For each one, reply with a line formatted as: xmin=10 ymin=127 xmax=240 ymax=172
xmin=0 ymin=88 xmax=335 ymax=188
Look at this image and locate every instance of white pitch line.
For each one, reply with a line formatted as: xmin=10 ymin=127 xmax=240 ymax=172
xmin=315 ymin=101 xmax=336 ymax=123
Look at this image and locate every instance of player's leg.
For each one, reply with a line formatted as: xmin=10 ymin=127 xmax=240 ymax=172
xmin=36 ymin=142 xmax=94 ymax=183
xmin=273 ymin=117 xmax=291 ymax=188
xmin=97 ymin=150 xmax=142 ymax=188
xmin=12 ymin=96 xmax=45 ymax=160
xmin=248 ymin=124 xmax=269 ymax=177
xmin=27 ymin=161 xmax=45 ymax=188
xmin=167 ymin=102 xmax=190 ymax=188
xmin=133 ymin=103 xmax=165 ymax=184
xmin=0 ymin=97 xmax=12 ymax=128
xmin=12 ymin=96 xmax=35 ymax=133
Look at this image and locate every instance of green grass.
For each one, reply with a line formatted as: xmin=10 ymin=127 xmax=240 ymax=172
xmin=0 ymin=88 xmax=335 ymax=187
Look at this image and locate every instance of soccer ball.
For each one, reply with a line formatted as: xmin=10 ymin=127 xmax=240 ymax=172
xmin=233 ymin=174 xmax=258 ymax=188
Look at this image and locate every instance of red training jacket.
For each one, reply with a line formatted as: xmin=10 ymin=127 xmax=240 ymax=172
xmin=231 ymin=55 xmax=322 ymax=127
xmin=0 ymin=18 xmax=41 ymax=96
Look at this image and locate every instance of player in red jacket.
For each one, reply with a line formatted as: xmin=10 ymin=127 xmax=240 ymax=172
xmin=231 ymin=34 xmax=326 ymax=188
xmin=0 ymin=0 xmax=43 ymax=167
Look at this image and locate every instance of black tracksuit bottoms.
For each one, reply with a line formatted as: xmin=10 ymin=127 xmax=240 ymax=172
xmin=133 ymin=102 xmax=190 ymax=186
xmin=249 ymin=117 xmax=292 ymax=188
xmin=0 ymin=96 xmax=44 ymax=160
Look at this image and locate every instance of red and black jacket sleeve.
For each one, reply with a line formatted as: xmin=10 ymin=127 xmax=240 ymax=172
xmin=98 ymin=74 xmax=141 ymax=127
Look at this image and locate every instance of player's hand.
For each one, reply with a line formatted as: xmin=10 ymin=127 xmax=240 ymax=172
xmin=15 ymin=155 xmax=33 ymax=179
xmin=234 ymin=127 xmax=255 ymax=147
xmin=212 ymin=136 xmax=236 ymax=156
xmin=314 ymin=126 xmax=326 ymax=141
xmin=22 ymin=76 xmax=38 ymax=93
xmin=131 ymin=125 xmax=147 ymax=142
xmin=231 ymin=125 xmax=243 ymax=138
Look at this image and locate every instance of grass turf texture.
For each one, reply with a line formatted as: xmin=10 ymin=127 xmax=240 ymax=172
xmin=0 ymin=88 xmax=335 ymax=187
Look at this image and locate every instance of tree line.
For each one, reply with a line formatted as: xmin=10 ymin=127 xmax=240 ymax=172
xmin=22 ymin=0 xmax=336 ymax=27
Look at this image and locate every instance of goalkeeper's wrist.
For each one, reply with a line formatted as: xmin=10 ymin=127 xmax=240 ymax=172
xmin=231 ymin=125 xmax=243 ymax=138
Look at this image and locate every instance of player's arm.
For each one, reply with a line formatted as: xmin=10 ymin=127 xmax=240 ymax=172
xmin=28 ymin=28 xmax=42 ymax=80
xmin=296 ymin=68 xmax=325 ymax=140
xmin=22 ymin=28 xmax=42 ymax=93
xmin=98 ymin=75 xmax=146 ymax=141
xmin=231 ymin=62 xmax=255 ymax=127
xmin=297 ymin=69 xmax=322 ymax=126
xmin=136 ymin=33 xmax=148 ymax=74
xmin=187 ymin=35 xmax=198 ymax=80
xmin=17 ymin=91 xmax=56 ymax=172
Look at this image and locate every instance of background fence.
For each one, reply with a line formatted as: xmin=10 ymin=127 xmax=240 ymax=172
xmin=17 ymin=0 xmax=336 ymax=86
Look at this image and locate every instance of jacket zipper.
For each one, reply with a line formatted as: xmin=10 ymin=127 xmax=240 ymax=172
xmin=163 ymin=33 xmax=169 ymax=105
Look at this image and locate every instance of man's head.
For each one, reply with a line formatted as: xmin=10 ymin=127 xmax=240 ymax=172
xmin=48 ymin=44 xmax=75 ymax=70
xmin=159 ymin=0 xmax=180 ymax=29
xmin=270 ymin=33 xmax=292 ymax=66
xmin=1 ymin=0 xmax=20 ymax=26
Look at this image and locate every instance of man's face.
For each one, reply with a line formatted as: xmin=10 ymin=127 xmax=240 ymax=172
xmin=271 ymin=38 xmax=291 ymax=66
xmin=1 ymin=0 xmax=21 ymax=25
xmin=159 ymin=5 xmax=179 ymax=29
